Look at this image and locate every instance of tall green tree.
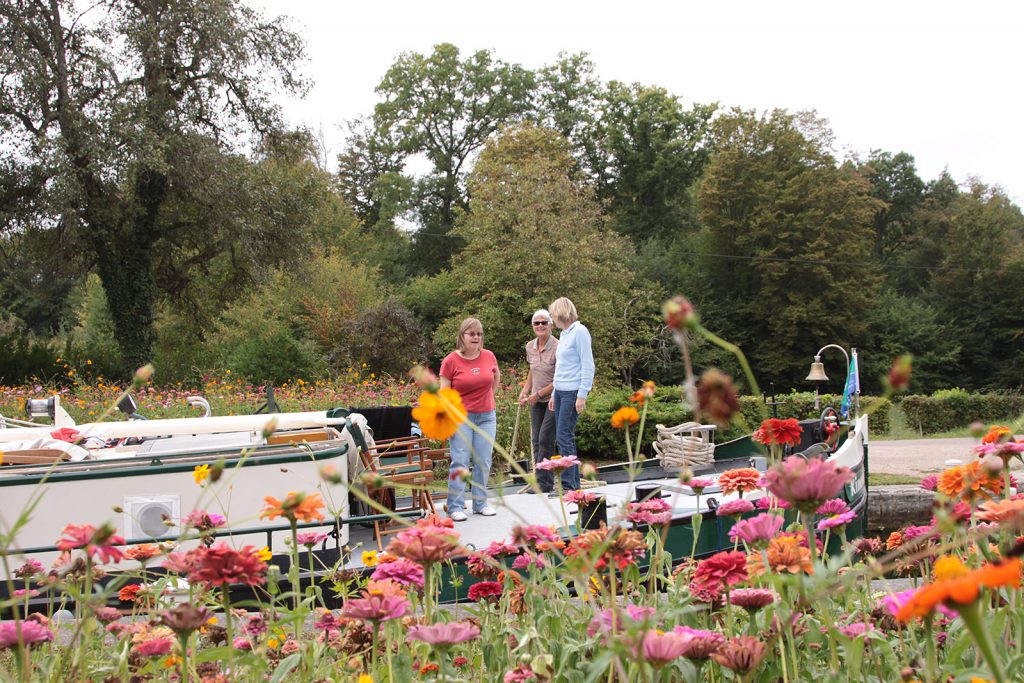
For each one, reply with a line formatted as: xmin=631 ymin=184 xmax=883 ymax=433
xmin=596 ymin=82 xmax=715 ymax=242
xmin=696 ymin=109 xmax=881 ymax=386
xmin=437 ymin=123 xmax=662 ymax=381
xmin=0 ymin=0 xmax=306 ymax=371
xmin=927 ymin=181 xmax=1024 ymax=390
xmin=373 ymin=43 xmax=534 ymax=274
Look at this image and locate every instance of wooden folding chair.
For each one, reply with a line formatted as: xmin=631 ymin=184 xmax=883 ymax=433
xmin=360 ymin=435 xmax=437 ymax=550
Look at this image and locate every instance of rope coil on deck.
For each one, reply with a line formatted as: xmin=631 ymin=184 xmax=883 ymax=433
xmin=652 ymin=421 xmax=716 ymax=469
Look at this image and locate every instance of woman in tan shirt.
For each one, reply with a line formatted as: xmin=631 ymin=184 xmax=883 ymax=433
xmin=518 ymin=308 xmax=558 ymax=493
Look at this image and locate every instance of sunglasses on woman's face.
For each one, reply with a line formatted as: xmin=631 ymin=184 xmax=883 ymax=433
xmin=532 ymin=321 xmax=549 ymax=326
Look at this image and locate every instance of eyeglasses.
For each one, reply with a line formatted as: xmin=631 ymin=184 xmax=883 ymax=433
xmin=532 ymin=321 xmax=550 ymax=326
xmin=464 ymin=331 xmax=483 ymax=337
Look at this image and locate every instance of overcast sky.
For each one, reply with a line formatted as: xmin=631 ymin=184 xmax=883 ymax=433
xmin=252 ymin=0 xmax=1023 ymax=201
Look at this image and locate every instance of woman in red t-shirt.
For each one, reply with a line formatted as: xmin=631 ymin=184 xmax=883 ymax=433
xmin=439 ymin=317 xmax=500 ymax=521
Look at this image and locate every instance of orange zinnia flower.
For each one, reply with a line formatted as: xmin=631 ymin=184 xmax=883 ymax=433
xmin=412 ymin=388 xmax=466 ymax=441
xmin=610 ymin=407 xmax=641 ymax=429
xmin=896 ymin=556 xmax=1021 ymax=622
xmin=747 ymin=535 xmax=813 ymax=577
xmin=260 ymin=492 xmax=326 ymax=523
xmin=982 ymin=426 xmax=1013 ymax=445
xmin=977 ymin=498 xmax=1024 ymax=525
xmin=718 ymin=468 xmax=762 ymax=496
xmin=937 ymin=461 xmax=1002 ymax=502
xmin=885 ymin=531 xmax=903 ymax=550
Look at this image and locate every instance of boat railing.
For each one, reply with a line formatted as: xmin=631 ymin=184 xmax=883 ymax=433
xmin=2 ymin=510 xmax=421 ymax=559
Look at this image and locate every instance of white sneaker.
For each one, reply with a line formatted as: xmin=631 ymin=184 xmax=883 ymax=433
xmin=475 ymin=505 xmax=497 ymax=517
xmin=449 ymin=510 xmax=467 ymax=522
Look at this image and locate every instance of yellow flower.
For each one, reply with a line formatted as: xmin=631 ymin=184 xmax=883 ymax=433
xmin=257 ymin=546 xmax=272 ymax=562
xmin=358 ymin=675 xmax=374 ymax=683
xmin=362 ymin=550 xmax=379 ymax=567
xmin=192 ymin=464 xmax=210 ymax=485
xmin=267 ymin=636 xmax=279 ymax=649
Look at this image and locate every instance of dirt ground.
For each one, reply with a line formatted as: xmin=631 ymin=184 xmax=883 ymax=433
xmin=869 ymin=436 xmax=1023 ymax=476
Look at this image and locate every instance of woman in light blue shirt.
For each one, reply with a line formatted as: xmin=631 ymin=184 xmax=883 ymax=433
xmin=547 ymin=297 xmax=594 ymax=491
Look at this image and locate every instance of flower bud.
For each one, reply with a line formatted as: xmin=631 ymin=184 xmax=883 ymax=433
xmin=580 ymin=463 xmax=597 ymax=480
xmin=662 ymin=295 xmax=698 ymax=331
xmin=112 ymin=506 xmax=124 ymax=514
xmin=969 ymin=421 xmax=986 ymax=439
xmin=410 ymin=365 xmax=440 ymax=393
xmin=261 ymin=418 xmax=278 ymax=440
xmin=133 ymin=364 xmax=155 ymax=386
xmin=679 ymin=468 xmax=693 ymax=484
xmin=209 ymin=459 xmax=225 ymax=483
xmin=981 ymin=453 xmax=1004 ymax=476
xmin=320 ymin=464 xmax=343 ymax=485
xmin=886 ymin=354 xmax=912 ymax=392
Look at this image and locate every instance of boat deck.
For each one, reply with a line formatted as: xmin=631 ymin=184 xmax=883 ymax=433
xmin=341 ymin=474 xmax=743 ymax=567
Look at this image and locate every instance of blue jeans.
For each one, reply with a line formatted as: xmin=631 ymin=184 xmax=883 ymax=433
xmin=552 ymin=390 xmax=581 ymax=491
xmin=447 ymin=410 xmax=496 ymax=513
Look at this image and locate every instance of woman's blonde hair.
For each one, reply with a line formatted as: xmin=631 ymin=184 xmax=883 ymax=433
xmin=549 ymin=297 xmax=578 ymax=326
xmin=455 ymin=317 xmax=484 ymax=352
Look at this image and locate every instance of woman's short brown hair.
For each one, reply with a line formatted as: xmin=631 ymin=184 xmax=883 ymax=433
xmin=549 ymin=297 xmax=578 ymax=326
xmin=455 ymin=317 xmax=483 ymax=352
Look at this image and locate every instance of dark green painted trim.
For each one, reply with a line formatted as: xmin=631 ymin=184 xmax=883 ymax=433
xmin=0 ymin=442 xmax=349 ymax=488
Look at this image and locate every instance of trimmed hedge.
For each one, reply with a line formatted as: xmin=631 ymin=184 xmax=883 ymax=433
xmin=574 ymin=387 xmax=890 ymax=459
xmin=899 ymin=392 xmax=1024 ymax=434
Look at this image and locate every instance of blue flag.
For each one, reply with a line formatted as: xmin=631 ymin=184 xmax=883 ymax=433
xmin=840 ymin=353 xmax=860 ymax=418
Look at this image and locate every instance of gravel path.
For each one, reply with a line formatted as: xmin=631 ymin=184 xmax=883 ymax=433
xmin=870 ymin=437 xmax=1022 ymax=476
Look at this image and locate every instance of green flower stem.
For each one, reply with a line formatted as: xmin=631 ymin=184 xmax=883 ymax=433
xmin=624 ymin=427 xmax=633 ymax=464
xmin=635 ymin=401 xmax=649 ymax=461
xmin=959 ymin=600 xmax=1008 ymax=683
xmin=923 ymin=615 xmax=937 ymax=683
xmin=288 ymin=518 xmax=301 ymax=640
xmin=221 ymin=588 xmax=234 ymax=659
xmin=695 ymin=323 xmax=762 ymax=404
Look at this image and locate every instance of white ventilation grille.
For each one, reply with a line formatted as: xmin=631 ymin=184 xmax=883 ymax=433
xmin=123 ymin=495 xmax=180 ymax=540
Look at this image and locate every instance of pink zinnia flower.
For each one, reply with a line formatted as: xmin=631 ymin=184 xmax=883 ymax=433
xmin=484 ymin=540 xmax=519 ymax=557
xmin=693 ymin=551 xmax=748 ymax=591
xmin=372 ymin=558 xmax=425 ymax=587
xmin=816 ymin=499 xmax=856 ymax=531
xmin=313 ymin=609 xmax=343 ymax=633
xmin=672 ymin=626 xmax=725 ymax=660
xmin=763 ymin=456 xmax=853 ymax=513
xmin=836 ymin=622 xmax=873 ymax=638
xmin=564 ymin=489 xmax=598 ymax=505
xmin=624 ymin=498 xmax=673 ymax=525
xmin=182 ymin=510 xmax=227 ymax=532
xmin=728 ymin=588 xmax=776 ymax=612
xmin=728 ymin=513 xmax=785 ymax=547
xmin=919 ymin=474 xmax=938 ymax=492
xmin=387 ymin=524 xmax=463 ymax=565
xmin=407 ymin=621 xmax=481 ymax=646
xmin=510 ymin=524 xmax=563 ymax=551
xmin=340 ymin=594 xmax=410 ymax=622
xmin=232 ymin=636 xmax=252 ymax=650
xmin=93 ymin=607 xmax=122 ymax=624
xmin=134 ymin=637 xmax=174 ymax=657
xmin=56 ymin=523 xmax=125 ymax=564
xmin=640 ymin=629 xmax=690 ymax=668
xmin=14 ymin=560 xmax=43 ymax=579
xmin=716 ymin=499 xmax=754 ymax=517
xmin=512 ymin=553 xmax=546 ymax=570
xmin=294 ymin=532 xmax=329 ymax=547
xmin=711 ymin=635 xmax=767 ymax=674
xmin=754 ymin=495 xmax=790 ymax=510
xmin=0 ymin=620 xmax=54 ymax=649
xmin=587 ymin=605 xmax=656 ymax=636
xmin=504 ymin=664 xmax=537 ymax=682
xmin=687 ymin=477 xmax=715 ymax=494
xmin=902 ymin=525 xmax=934 ymax=542
xmin=161 ymin=552 xmax=196 ymax=574
xmin=535 ymin=455 xmax=581 ymax=472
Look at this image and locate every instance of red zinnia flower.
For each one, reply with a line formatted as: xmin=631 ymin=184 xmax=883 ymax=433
xmin=752 ymin=418 xmax=803 ymax=447
xmin=186 ymin=543 xmax=267 ymax=587
xmin=693 ymin=551 xmax=748 ymax=592
xmin=467 ymin=581 xmax=503 ymax=602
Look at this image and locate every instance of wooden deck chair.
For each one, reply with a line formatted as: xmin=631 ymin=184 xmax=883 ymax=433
xmin=360 ymin=435 xmax=437 ymax=550
xmin=1 ymin=449 xmax=72 ymax=466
